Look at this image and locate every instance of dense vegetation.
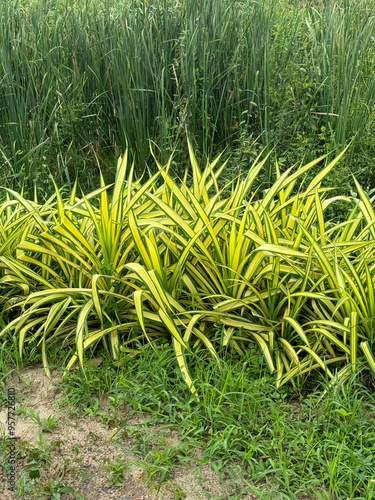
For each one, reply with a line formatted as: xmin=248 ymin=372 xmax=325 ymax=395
xmin=1 ymin=0 xmax=375 ymax=195
xmin=1 ymin=145 xmax=375 ymax=394
xmin=1 ymin=1 xmax=375 ymax=498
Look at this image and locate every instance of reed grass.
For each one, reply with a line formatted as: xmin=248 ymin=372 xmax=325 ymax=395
xmin=1 ymin=0 xmax=375 ymax=193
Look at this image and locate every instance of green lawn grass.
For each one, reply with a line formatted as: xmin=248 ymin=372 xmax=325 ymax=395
xmin=2 ymin=341 xmax=375 ymax=499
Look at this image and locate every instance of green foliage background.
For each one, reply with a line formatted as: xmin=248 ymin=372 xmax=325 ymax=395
xmin=1 ymin=0 xmax=375 ymax=195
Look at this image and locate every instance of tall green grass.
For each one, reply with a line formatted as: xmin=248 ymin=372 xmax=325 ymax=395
xmin=1 ymin=0 xmax=375 ymax=193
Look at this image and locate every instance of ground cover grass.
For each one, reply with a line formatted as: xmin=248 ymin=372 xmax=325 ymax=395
xmin=1 ymin=343 xmax=375 ymax=499
xmin=1 ymin=0 xmax=375 ymax=195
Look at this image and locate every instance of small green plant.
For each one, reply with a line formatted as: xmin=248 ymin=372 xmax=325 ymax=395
xmin=16 ymin=400 xmax=31 ymax=416
xmin=138 ymin=443 xmax=190 ymax=486
xmin=26 ymin=409 xmax=58 ymax=433
xmin=103 ymin=455 xmax=127 ymax=487
xmin=20 ymin=375 xmax=32 ymax=388
xmin=16 ymin=474 xmax=75 ymax=499
xmin=17 ymin=435 xmax=58 ymax=480
xmin=164 ymin=481 xmax=186 ymax=499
